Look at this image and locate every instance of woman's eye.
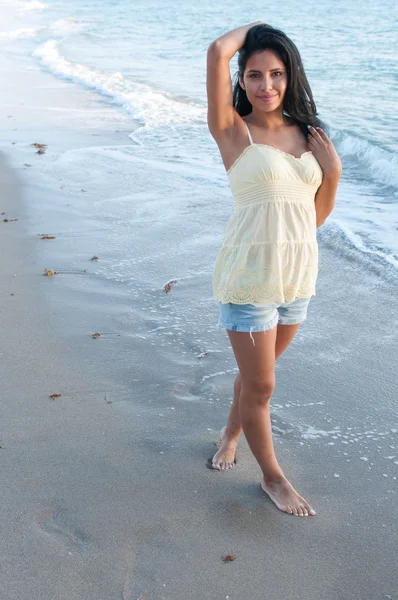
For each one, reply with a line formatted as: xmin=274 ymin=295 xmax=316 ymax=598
xmin=249 ymin=71 xmax=282 ymax=79
xmin=249 ymin=72 xmax=282 ymax=78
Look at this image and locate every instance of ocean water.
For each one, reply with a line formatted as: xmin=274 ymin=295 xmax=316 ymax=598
xmin=1 ymin=0 xmax=398 ymax=269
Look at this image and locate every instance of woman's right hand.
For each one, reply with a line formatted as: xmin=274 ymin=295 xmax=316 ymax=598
xmin=208 ymin=22 xmax=265 ymax=59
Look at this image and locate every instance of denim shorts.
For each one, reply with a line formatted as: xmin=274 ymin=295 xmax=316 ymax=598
xmin=217 ymin=297 xmax=311 ymax=342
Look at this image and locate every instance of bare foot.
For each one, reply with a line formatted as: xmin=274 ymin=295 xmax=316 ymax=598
xmin=210 ymin=426 xmax=238 ymax=471
xmin=260 ymin=477 xmax=316 ymax=516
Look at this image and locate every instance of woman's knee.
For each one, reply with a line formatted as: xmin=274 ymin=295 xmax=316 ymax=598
xmin=241 ymin=377 xmax=275 ymax=404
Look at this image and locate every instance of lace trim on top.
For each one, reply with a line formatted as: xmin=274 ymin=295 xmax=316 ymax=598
xmin=227 ymin=144 xmax=313 ymax=175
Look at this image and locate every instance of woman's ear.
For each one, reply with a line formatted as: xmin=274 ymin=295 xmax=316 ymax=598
xmin=239 ymin=77 xmax=245 ymax=90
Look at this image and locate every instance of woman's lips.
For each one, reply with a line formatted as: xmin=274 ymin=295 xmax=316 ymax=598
xmin=258 ymin=95 xmax=278 ymax=102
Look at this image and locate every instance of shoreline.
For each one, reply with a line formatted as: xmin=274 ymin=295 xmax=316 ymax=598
xmin=1 ymin=45 xmax=398 ymax=600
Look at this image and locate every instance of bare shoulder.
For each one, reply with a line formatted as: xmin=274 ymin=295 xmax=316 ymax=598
xmin=212 ymin=115 xmax=253 ymax=173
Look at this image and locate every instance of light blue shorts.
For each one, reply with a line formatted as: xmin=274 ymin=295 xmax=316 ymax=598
xmin=217 ymin=297 xmax=311 ymax=340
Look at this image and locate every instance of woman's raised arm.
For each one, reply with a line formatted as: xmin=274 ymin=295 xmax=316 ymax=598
xmin=206 ymin=22 xmax=263 ymax=137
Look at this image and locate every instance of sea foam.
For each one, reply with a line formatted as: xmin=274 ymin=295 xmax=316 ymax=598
xmin=33 ymin=40 xmax=205 ymax=128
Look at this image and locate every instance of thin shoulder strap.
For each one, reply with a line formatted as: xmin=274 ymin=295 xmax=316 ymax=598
xmin=244 ymin=121 xmax=254 ymax=145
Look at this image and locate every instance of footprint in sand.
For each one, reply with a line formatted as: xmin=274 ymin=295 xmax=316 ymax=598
xmin=33 ymin=505 xmax=90 ymax=553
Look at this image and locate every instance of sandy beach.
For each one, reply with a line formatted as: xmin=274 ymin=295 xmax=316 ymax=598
xmin=1 ymin=29 xmax=398 ymax=600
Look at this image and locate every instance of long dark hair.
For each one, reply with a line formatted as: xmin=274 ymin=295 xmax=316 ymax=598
xmin=233 ymin=24 xmax=328 ymax=139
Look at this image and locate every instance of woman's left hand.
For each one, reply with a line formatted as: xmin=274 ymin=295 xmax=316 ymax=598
xmin=308 ymin=126 xmax=342 ymax=178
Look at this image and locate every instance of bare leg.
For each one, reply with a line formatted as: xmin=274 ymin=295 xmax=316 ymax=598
xmin=211 ymin=323 xmax=301 ymax=470
xmin=228 ymin=326 xmax=316 ymax=516
xmin=210 ymin=374 xmax=241 ymax=471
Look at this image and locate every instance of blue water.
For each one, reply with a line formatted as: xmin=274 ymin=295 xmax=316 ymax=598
xmin=1 ymin=0 xmax=398 ymax=272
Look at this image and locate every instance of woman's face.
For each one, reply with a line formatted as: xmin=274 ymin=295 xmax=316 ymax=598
xmin=239 ymin=50 xmax=288 ymax=113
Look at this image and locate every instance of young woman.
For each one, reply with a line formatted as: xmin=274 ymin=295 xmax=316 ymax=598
xmin=207 ymin=22 xmax=342 ymax=517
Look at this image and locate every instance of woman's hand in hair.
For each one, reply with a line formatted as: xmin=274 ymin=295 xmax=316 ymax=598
xmin=308 ymin=126 xmax=342 ymax=178
xmin=208 ymin=22 xmax=264 ymax=59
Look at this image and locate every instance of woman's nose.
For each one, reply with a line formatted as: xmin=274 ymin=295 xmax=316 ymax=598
xmin=260 ymin=77 xmax=273 ymax=91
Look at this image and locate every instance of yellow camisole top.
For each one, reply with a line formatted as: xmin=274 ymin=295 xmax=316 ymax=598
xmin=212 ymin=121 xmax=323 ymax=305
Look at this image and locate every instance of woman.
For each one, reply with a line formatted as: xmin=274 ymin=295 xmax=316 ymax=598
xmin=206 ymin=22 xmax=342 ymax=517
